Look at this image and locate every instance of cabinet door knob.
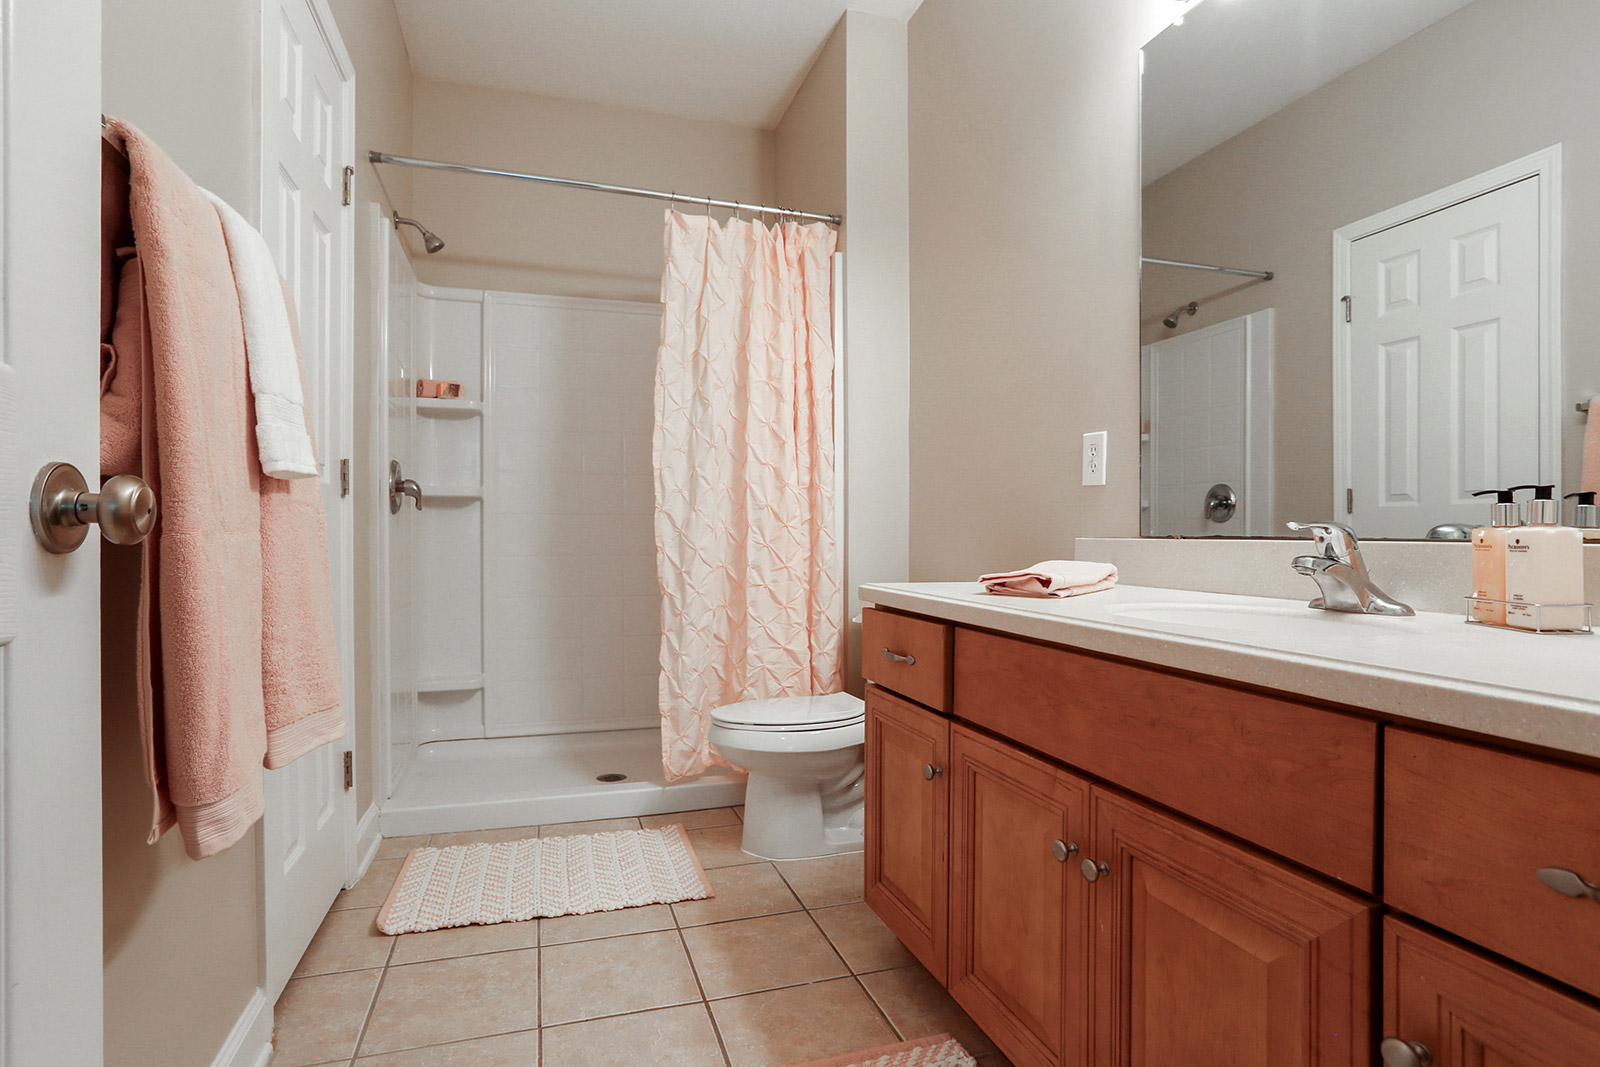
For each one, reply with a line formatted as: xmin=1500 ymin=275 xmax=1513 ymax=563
xmin=1081 ymin=858 xmax=1109 ymax=882
xmin=1379 ymin=1038 xmax=1433 ymax=1067
xmin=1536 ymin=867 xmax=1600 ymax=905
xmin=1051 ymin=840 xmax=1078 ymax=862
xmin=922 ymin=763 xmax=943 ymax=780
xmin=882 ymin=648 xmax=916 ymax=666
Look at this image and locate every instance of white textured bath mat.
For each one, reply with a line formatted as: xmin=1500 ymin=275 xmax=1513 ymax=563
xmin=789 ymin=1035 xmax=976 ymax=1067
xmin=375 ymin=824 xmax=713 ymax=935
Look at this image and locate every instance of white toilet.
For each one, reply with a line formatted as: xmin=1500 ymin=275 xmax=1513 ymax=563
xmin=709 ymin=692 xmax=866 ymax=861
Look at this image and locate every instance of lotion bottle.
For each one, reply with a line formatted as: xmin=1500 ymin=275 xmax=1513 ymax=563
xmin=1505 ymin=484 xmax=1585 ymax=631
xmin=1565 ymin=491 xmax=1600 ymax=544
xmin=1469 ymin=488 xmax=1519 ymax=625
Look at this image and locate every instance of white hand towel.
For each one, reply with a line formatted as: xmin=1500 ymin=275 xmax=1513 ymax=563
xmin=979 ymin=559 xmax=1118 ymax=598
xmin=202 ymin=190 xmax=319 ymax=479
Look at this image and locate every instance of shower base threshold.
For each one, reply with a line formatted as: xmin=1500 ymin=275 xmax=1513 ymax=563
xmin=379 ymin=727 xmax=747 ymax=839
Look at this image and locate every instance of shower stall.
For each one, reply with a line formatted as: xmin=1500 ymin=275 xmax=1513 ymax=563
xmin=369 ymin=208 xmax=746 ymax=836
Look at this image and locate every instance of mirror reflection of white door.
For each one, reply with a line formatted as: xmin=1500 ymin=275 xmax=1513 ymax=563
xmin=1143 ymin=310 xmax=1275 ymax=536
xmin=1341 ymin=173 xmax=1548 ymax=538
xmin=2 ymin=1 xmax=106 ymax=1058
xmin=375 ymin=211 xmax=419 ymax=800
xmin=258 ymin=0 xmax=356 ymax=1001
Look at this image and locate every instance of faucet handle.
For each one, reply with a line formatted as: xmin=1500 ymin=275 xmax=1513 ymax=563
xmin=1286 ymin=521 xmax=1359 ymax=559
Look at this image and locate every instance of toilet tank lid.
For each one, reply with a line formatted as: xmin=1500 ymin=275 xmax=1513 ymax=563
xmin=710 ymin=692 xmax=865 ymax=729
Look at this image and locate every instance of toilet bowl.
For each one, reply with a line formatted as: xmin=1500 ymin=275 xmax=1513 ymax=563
xmin=709 ymin=693 xmax=866 ymax=861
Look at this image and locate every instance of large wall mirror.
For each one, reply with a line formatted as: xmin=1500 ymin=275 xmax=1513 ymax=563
xmin=1139 ymin=0 xmax=1597 ymax=539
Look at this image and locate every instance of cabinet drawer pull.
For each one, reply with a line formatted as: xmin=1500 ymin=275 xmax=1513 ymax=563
xmin=1051 ymin=840 xmax=1078 ymax=862
xmin=882 ymin=648 xmax=917 ymax=666
xmin=922 ymin=763 xmax=943 ymax=780
xmin=1378 ymin=1038 xmax=1433 ymax=1067
xmin=1081 ymin=858 xmax=1109 ymax=882
xmin=1536 ymin=866 xmax=1600 ymax=904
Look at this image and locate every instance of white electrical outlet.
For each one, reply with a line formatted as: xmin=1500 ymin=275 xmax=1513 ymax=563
xmin=1082 ymin=430 xmax=1108 ymax=486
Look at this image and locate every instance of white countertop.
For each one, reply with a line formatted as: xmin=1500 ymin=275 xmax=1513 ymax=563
xmin=860 ymin=582 xmax=1600 ymax=760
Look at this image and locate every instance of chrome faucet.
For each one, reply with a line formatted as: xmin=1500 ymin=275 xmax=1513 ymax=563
xmin=1286 ymin=521 xmax=1415 ymax=616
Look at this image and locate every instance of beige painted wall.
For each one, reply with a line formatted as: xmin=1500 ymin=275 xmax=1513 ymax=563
xmin=329 ymin=0 xmax=413 ymax=819
xmin=1142 ymin=0 xmax=1600 ymax=526
xmin=907 ymin=0 xmax=1147 ymax=579
xmin=774 ymin=13 xmax=911 ymax=692
xmin=409 ymin=80 xmax=778 ymax=301
xmin=101 ymin=2 xmax=263 ymax=1063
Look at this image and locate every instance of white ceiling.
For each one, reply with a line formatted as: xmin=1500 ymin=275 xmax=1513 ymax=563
xmin=391 ymin=0 xmax=924 ymax=130
xmin=1142 ymin=0 xmax=1480 ymax=184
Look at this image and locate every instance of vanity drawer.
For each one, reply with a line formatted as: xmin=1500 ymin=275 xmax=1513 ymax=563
xmin=862 ymin=608 xmax=952 ymax=712
xmin=954 ymin=628 xmax=1379 ymax=891
xmin=1385 ymin=728 xmax=1600 ymax=1000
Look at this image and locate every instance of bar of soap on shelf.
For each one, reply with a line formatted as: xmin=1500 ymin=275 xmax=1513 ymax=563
xmin=416 ymin=378 xmax=441 ymax=398
xmin=437 ymin=381 xmax=462 ymax=399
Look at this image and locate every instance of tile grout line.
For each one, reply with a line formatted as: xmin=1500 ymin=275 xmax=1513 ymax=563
xmin=669 ymin=885 xmax=736 ymax=1067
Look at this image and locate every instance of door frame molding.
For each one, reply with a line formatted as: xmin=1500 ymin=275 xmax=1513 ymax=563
xmin=1332 ymin=144 xmax=1563 ymax=522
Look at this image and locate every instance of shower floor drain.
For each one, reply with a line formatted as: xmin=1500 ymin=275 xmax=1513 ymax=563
xmin=596 ymin=773 xmax=628 ymax=783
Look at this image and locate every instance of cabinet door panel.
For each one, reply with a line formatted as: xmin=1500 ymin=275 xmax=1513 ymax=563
xmin=1385 ymin=917 xmax=1600 ymax=1067
xmin=1090 ymin=788 xmax=1373 ymax=1067
xmin=949 ymin=725 xmax=1090 ymax=1067
xmin=864 ymin=684 xmax=950 ymax=980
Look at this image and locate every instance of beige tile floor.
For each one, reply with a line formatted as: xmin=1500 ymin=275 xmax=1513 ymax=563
xmin=270 ymin=807 xmax=1013 ymax=1067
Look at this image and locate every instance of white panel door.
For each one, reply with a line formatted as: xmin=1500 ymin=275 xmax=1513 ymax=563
xmin=376 ymin=212 xmax=418 ymax=799
xmin=0 ymin=2 xmax=105 ymax=1061
xmin=259 ymin=0 xmax=356 ymax=1000
xmin=1347 ymin=177 xmax=1541 ymax=537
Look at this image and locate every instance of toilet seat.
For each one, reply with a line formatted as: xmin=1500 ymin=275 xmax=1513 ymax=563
xmin=710 ymin=693 xmax=864 ymax=733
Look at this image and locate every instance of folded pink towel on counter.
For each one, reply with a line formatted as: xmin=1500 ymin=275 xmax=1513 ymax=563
xmin=979 ymin=560 xmax=1118 ymax=598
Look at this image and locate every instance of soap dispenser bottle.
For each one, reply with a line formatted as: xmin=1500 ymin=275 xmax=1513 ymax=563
xmin=1505 ymin=484 xmax=1585 ymax=630
xmin=1469 ymin=488 xmax=1519 ymax=625
xmin=1566 ymin=491 xmax=1600 ymax=544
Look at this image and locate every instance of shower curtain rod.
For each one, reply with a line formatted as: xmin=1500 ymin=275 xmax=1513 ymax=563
xmin=368 ymin=151 xmax=843 ymax=226
xmin=1142 ymin=256 xmax=1274 ymax=281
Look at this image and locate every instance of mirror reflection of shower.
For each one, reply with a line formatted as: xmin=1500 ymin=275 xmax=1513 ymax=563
xmin=1162 ymin=301 xmax=1197 ymax=329
xmin=393 ymin=211 xmax=445 ymax=254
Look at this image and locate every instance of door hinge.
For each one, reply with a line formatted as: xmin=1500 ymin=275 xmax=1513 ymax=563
xmin=340 ymin=458 xmax=350 ymax=497
xmin=1346 ymin=487 xmax=1354 ymax=514
xmin=1342 ymin=295 xmax=1352 ymax=323
xmin=342 ymin=165 xmax=355 ymax=207
xmin=343 ymin=750 xmax=354 ymax=790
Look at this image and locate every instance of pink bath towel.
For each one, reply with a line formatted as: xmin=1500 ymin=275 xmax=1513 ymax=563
xmin=102 ymin=119 xmax=342 ymax=858
xmin=1583 ymin=397 xmax=1600 ymax=495
xmin=979 ymin=560 xmax=1118 ymax=598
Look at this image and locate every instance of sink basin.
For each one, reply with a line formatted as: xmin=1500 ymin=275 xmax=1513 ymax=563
xmin=1103 ymin=601 xmax=1320 ymax=633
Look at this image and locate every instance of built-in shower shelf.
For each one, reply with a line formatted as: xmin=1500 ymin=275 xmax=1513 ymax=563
xmin=417 ymin=673 xmax=486 ymax=694
xmin=416 ymin=398 xmax=483 ymax=417
xmin=427 ymin=485 xmax=484 ymax=502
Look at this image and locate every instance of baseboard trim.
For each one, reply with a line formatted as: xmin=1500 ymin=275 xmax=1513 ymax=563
xmin=352 ymin=802 xmax=382 ymax=887
xmin=211 ymin=987 xmax=272 ymax=1067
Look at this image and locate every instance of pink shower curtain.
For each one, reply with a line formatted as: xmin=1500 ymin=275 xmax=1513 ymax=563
xmin=654 ymin=210 xmax=844 ymax=781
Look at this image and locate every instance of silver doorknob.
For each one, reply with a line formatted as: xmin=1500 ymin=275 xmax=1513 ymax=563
xmin=922 ymin=764 xmax=943 ymax=780
xmin=389 ymin=459 xmax=422 ymax=513
xmin=1081 ymin=858 xmax=1109 ymax=882
xmin=1051 ymin=840 xmax=1078 ymax=862
xmin=1379 ymin=1038 xmax=1433 ymax=1067
xmin=31 ymin=462 xmax=156 ymax=553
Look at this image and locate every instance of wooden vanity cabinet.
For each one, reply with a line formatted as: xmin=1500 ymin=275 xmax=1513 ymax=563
xmin=1089 ymin=788 xmax=1373 ymax=1067
xmin=1384 ymin=918 xmax=1600 ymax=1067
xmin=947 ymin=725 xmax=1090 ymax=1067
xmin=864 ymin=684 xmax=950 ymax=981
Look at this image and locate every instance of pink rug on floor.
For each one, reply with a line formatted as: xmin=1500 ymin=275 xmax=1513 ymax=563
xmin=375 ymin=824 xmax=713 ymax=935
xmin=790 ymin=1035 xmax=976 ymax=1067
